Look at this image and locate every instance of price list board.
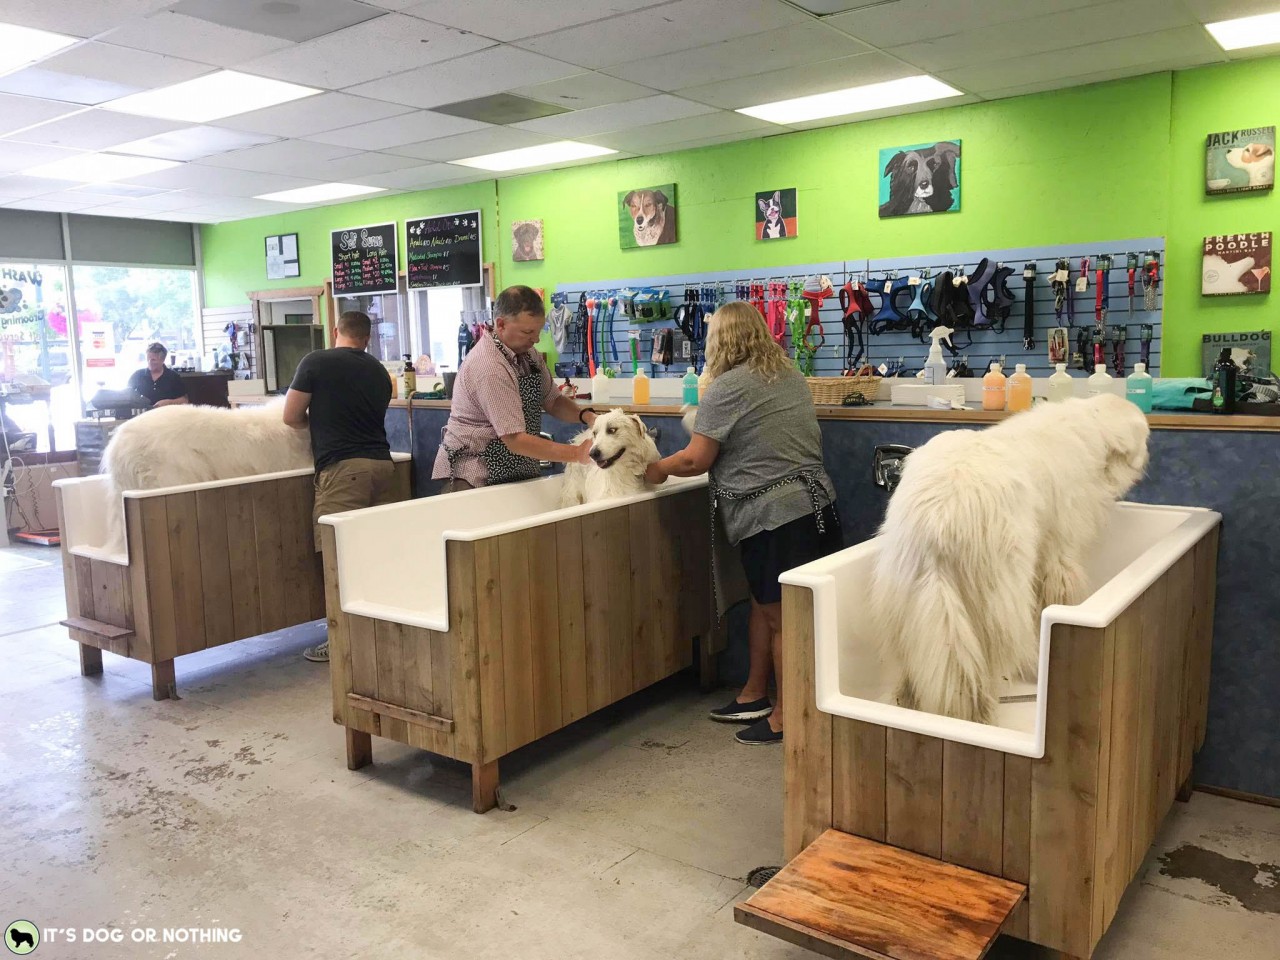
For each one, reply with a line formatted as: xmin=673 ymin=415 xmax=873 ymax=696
xmin=331 ymin=222 xmax=398 ymax=295
xmin=406 ymin=210 xmax=482 ymax=289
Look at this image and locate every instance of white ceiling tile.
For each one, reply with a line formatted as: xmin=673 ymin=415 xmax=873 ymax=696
xmin=580 ymin=110 xmax=777 ymax=152
xmin=289 ymin=150 xmax=424 ymax=181
xmin=388 ymin=127 xmax=556 ymax=162
xmin=176 ymin=198 xmax=297 ymax=219
xmin=344 ymin=46 xmax=581 ymax=109
xmin=100 ymin=11 xmax=296 ymax=67
xmin=0 ymin=0 xmax=173 ymax=38
xmin=400 ymin=0 xmax=668 ymax=42
xmin=358 ymin=0 xmax=422 ymax=9
xmin=0 ymin=142 xmax=86 ymax=175
xmin=515 ymin=0 xmax=809 ymax=69
xmin=212 ymin=93 xmax=415 ymax=139
xmin=938 ymin=25 xmax=1224 ymax=94
xmin=200 ymin=139 xmax=359 ymax=173
xmin=9 ymin=110 xmax=184 ymax=151
xmin=355 ymin=163 xmax=489 ymax=190
xmin=69 ymin=203 xmax=162 ymax=218
xmin=0 ymin=94 xmax=83 ymax=137
xmin=307 ymin=112 xmax=492 ymax=151
xmin=110 ymin=126 xmax=279 ymax=162
xmin=603 ymin=129 xmax=770 ymax=156
xmin=824 ymin=0 xmax=1104 ymax=48
xmin=37 ymin=42 xmax=214 ymax=89
xmin=514 ymin=94 xmax=717 ymax=137
xmin=135 ymin=190 xmax=243 ymax=210
xmin=603 ymin=23 xmax=870 ymax=91
xmin=4 ymin=197 xmax=110 ymax=212
xmin=509 ymin=72 xmax=658 ymax=110
xmin=119 ymin=164 xmax=323 ymax=197
xmin=0 ymin=173 xmax=77 ymax=197
xmin=0 ymin=69 xmax=141 ymax=106
xmin=1182 ymin=0 xmax=1280 ymax=21
xmin=675 ymin=52 xmax=917 ymax=109
xmin=236 ymin=14 xmax=496 ymax=89
xmin=68 ymin=182 xmax=176 ymax=200
xmin=168 ymin=0 xmax=384 ymax=43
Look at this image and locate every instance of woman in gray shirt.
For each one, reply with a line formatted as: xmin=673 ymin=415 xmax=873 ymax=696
xmin=645 ymin=302 xmax=843 ymax=745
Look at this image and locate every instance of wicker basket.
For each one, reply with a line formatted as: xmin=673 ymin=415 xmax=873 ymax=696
xmin=806 ymin=375 xmax=879 ymax=405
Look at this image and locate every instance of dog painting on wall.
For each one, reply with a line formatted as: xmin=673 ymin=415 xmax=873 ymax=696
xmin=619 ymin=184 xmax=677 ymax=249
xmin=511 ymin=219 xmax=544 ymax=262
xmin=878 ymin=140 xmax=961 ymax=218
xmin=755 ymin=188 xmax=797 ymax=240
xmin=1206 ymin=126 xmax=1276 ymax=194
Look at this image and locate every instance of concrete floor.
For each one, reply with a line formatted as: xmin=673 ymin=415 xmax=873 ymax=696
xmin=1 ymin=541 xmax=1277 ymax=960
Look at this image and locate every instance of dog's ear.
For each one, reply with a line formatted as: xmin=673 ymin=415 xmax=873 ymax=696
xmin=1256 ymin=144 xmax=1274 ymax=160
xmin=758 ymin=197 xmax=769 ymax=215
xmin=631 ymin=414 xmax=646 ymax=431
xmin=652 ymin=189 xmax=668 ymax=209
xmin=623 ymin=191 xmax=637 ymax=208
xmin=883 ymin=151 xmax=906 ymax=177
xmin=773 ymin=190 xmax=782 ymax=204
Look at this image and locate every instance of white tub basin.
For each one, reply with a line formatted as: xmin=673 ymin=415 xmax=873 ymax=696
xmin=779 ymin=501 xmax=1222 ymax=758
xmin=320 ymin=474 xmax=708 ymax=633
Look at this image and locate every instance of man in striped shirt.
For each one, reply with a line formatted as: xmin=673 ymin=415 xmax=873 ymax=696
xmin=432 ymin=285 xmax=595 ymax=491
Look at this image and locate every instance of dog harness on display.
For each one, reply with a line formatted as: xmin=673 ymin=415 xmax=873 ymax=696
xmin=965 ymin=258 xmax=997 ymax=327
xmin=980 ymin=264 xmax=1015 ymax=333
xmin=1142 ymin=254 xmax=1161 ymax=311
xmin=839 ymin=281 xmax=874 ymax=373
xmin=1051 ymin=258 xmax=1071 ymax=320
xmin=799 ymin=276 xmax=832 ymax=365
xmin=906 ymin=271 xmax=935 ymax=328
xmin=1021 ymin=263 xmax=1036 ymax=349
xmin=1140 ymin=323 xmax=1154 ymax=368
xmin=868 ymin=275 xmax=912 ymax=334
xmin=765 ymin=281 xmax=788 ymax=343
xmin=928 ymin=271 xmax=976 ymax=331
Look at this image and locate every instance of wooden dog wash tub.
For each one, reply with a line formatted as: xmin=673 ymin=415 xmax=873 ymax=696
xmin=53 ymin=455 xmax=411 ymax=699
xmin=739 ymin=502 xmax=1221 ymax=960
xmin=319 ymin=474 xmax=727 ymax=813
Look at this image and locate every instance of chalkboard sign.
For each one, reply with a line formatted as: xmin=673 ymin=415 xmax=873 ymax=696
xmin=406 ymin=210 xmax=482 ymax=289
xmin=331 ymin=222 xmax=398 ymax=295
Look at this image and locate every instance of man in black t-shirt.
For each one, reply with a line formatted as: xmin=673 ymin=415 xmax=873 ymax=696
xmin=128 ymin=342 xmax=188 ymax=408
xmin=284 ymin=310 xmax=394 ymax=663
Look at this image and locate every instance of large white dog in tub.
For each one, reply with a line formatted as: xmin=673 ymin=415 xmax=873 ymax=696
xmin=870 ymin=394 xmax=1150 ymax=724
xmin=560 ymin=408 xmax=660 ymax=507
xmin=101 ymin=403 xmax=312 ymax=551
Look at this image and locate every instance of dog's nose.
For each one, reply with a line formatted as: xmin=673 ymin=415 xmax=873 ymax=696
xmin=635 ymin=216 xmax=643 ymax=225
xmin=589 ymin=447 xmax=603 ymax=462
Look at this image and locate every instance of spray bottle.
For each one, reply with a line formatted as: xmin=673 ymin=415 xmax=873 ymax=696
xmin=924 ymin=326 xmax=953 ymax=386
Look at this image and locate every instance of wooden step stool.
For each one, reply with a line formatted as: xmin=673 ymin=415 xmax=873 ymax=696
xmin=736 ymin=830 xmax=1026 ymax=960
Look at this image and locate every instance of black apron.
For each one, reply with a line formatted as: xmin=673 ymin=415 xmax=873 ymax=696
xmin=445 ymin=345 xmax=544 ymax=485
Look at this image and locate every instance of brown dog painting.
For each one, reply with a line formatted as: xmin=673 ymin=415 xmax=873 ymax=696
xmin=511 ymin=219 xmax=544 ymax=261
xmin=619 ymin=184 xmax=677 ymax=248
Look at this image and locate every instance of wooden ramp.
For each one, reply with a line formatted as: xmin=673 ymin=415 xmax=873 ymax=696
xmin=735 ymin=830 xmax=1026 ymax=960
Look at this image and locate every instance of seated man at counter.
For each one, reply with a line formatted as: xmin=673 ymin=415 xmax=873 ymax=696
xmin=128 ymin=342 xmax=188 ymax=408
xmin=432 ymin=285 xmax=595 ymax=492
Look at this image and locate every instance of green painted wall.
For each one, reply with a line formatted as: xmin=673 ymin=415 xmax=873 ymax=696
xmin=201 ymin=62 xmax=1280 ymax=376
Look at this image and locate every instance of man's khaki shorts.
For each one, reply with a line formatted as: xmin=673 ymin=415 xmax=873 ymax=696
xmin=313 ymin=457 xmax=398 ymax=550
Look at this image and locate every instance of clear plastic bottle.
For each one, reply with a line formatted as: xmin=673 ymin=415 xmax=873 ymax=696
xmin=632 ymin=367 xmax=650 ymax=405
xmin=982 ymin=362 xmax=1006 ymax=411
xmin=1047 ymin=363 xmax=1074 ymax=402
xmin=682 ymin=366 xmax=700 ymax=405
xmin=1007 ymin=363 xmax=1032 ymax=412
xmin=698 ymin=368 xmax=710 ymax=402
xmin=1087 ymin=364 xmax=1113 ymax=396
xmin=1125 ymin=362 xmax=1153 ymax=413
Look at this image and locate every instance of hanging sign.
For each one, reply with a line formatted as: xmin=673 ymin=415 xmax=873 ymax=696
xmin=406 ymin=210 xmax=482 ymax=289
xmin=331 ymin=222 xmax=398 ymax=295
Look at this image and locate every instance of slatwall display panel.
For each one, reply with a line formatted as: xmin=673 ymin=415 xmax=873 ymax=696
xmin=202 ymin=306 xmax=257 ymax=379
xmin=553 ymin=239 xmax=1164 ymax=379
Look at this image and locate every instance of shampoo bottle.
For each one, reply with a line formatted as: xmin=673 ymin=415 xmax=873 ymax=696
xmin=1088 ymin=364 xmax=1112 ymax=396
xmin=1047 ymin=363 xmax=1074 ymax=402
xmin=632 ymin=367 xmax=650 ymax=405
xmin=682 ymin=366 xmax=700 ymax=406
xmin=698 ymin=368 xmax=710 ymax=402
xmin=1211 ymin=348 xmax=1237 ymax=414
xmin=924 ymin=325 xmax=954 ymax=386
xmin=591 ymin=369 xmax=611 ymax=404
xmin=1007 ymin=363 xmax=1032 ymax=412
xmin=402 ymin=354 xmax=416 ymax=397
xmin=982 ymin=362 xmax=1006 ymax=411
xmin=1126 ymin=362 xmax=1153 ymax=413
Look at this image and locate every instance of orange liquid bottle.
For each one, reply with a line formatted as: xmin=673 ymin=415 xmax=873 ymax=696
xmin=1007 ymin=363 xmax=1032 ymax=412
xmin=982 ymin=362 xmax=1006 ymax=411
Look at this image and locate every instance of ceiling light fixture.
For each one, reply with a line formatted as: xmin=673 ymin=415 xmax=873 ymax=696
xmin=451 ymin=141 xmax=617 ymax=172
xmin=1205 ymin=11 xmax=1280 ymax=50
xmin=255 ymin=183 xmax=386 ymax=204
xmin=736 ymin=75 xmax=962 ymax=125
xmin=21 ymin=153 xmax=180 ymax=182
xmin=103 ymin=70 xmax=321 ymax=123
xmin=0 ymin=22 xmax=78 ymax=77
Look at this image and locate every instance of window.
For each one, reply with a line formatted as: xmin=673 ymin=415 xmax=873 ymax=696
xmin=0 ymin=262 xmax=72 ymax=453
xmin=71 ymin=266 xmax=199 ymax=402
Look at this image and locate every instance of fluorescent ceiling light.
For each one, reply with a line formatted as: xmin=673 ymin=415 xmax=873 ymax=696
xmin=22 ymin=152 xmax=180 ymax=182
xmin=0 ymin=22 xmax=77 ymax=77
xmin=452 ymin=141 xmax=617 ymax=172
xmin=255 ymin=183 xmax=386 ymax=203
xmin=103 ymin=70 xmax=320 ymax=123
xmin=737 ymin=75 xmax=962 ymax=125
xmin=1206 ymin=12 xmax=1280 ymax=50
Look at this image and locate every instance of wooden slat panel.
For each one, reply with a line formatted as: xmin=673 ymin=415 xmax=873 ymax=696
xmin=1029 ymin=623 xmax=1105 ymax=959
xmin=373 ymin=618 xmax=409 ymax=748
xmin=347 ymin=693 xmax=453 ymax=733
xmin=1091 ymin=619 xmax=1119 ymax=949
xmin=528 ymin=523 xmax=562 ymax=740
xmin=555 ymin=518 xmax=589 ymax=724
xmin=401 ymin=625 xmax=436 ymax=718
xmin=320 ymin=525 xmax=349 ymax=725
xmin=123 ymin=499 xmax=153 ymax=661
xmin=1159 ymin=555 xmax=1194 ymax=813
xmin=941 ymin=742 xmax=1005 ymax=876
xmin=90 ymin=561 xmax=134 ymax=636
xmin=783 ymin=584 xmax=831 ymax=859
xmin=603 ymin=507 xmax=634 ymax=703
xmin=1191 ymin=529 xmax=1219 ymax=751
xmin=1095 ymin=613 xmax=1138 ymax=935
xmin=652 ymin=492 xmax=686 ymax=675
xmin=445 ymin=540 xmax=482 ymax=762
xmin=279 ymin=474 xmax=317 ymax=628
xmin=251 ymin=480 xmax=286 ymax=634
xmin=472 ymin=538 xmax=507 ymax=763
xmin=164 ymin=491 xmax=204 ymax=656
xmin=628 ymin=501 xmax=659 ymax=690
xmin=497 ymin=529 xmax=536 ymax=751
xmin=1003 ymin=755 xmax=1032 ymax=885
xmin=195 ymin=487 xmax=236 ymax=648
xmin=138 ymin=497 xmax=178 ymax=663
xmin=885 ymin=730 xmax=944 ymax=859
xmin=72 ymin=556 xmax=96 ymax=621
xmin=1130 ymin=575 xmax=1167 ymax=873
xmin=831 ymin=717 xmax=886 ymax=842
xmin=54 ymin=490 xmax=80 ymax=620
xmin=429 ymin=629 xmax=453 ymax=720
xmin=348 ymin=614 xmax=378 ymax=699
xmin=224 ymin=484 xmax=262 ymax=641
xmin=580 ymin=512 xmax=613 ymax=713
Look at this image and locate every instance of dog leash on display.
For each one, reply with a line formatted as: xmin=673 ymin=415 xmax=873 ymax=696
xmin=1127 ymin=253 xmax=1138 ymax=319
xmin=1076 ymin=256 xmax=1089 ymax=325
xmin=766 ymin=281 xmax=788 ymax=344
xmin=1142 ymin=253 xmax=1161 ymax=311
xmin=1111 ymin=325 xmax=1126 ymax=377
xmin=1140 ymin=324 xmax=1154 ymax=368
xmin=1021 ymin=262 xmax=1037 ymax=350
xmin=1051 ymin=258 xmax=1070 ymax=321
xmin=1094 ymin=256 xmax=1111 ymax=370
xmin=579 ymin=293 xmax=595 ymax=376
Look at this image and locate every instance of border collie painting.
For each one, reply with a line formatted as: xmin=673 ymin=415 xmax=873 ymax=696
xmin=878 ymin=140 xmax=961 ymax=218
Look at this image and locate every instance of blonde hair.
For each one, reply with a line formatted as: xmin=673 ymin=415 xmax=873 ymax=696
xmin=703 ymin=301 xmax=794 ymax=384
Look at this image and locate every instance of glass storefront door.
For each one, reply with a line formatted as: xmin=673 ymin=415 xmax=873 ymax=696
xmin=0 ymin=262 xmax=73 ymax=452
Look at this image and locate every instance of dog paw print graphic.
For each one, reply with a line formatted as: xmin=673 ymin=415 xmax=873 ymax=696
xmin=4 ymin=921 xmax=38 ymax=955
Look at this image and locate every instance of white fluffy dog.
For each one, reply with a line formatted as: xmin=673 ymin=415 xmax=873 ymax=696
xmin=101 ymin=403 xmax=312 ymax=551
xmin=870 ymin=394 xmax=1150 ymax=724
xmin=560 ymin=408 xmax=659 ymax=507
